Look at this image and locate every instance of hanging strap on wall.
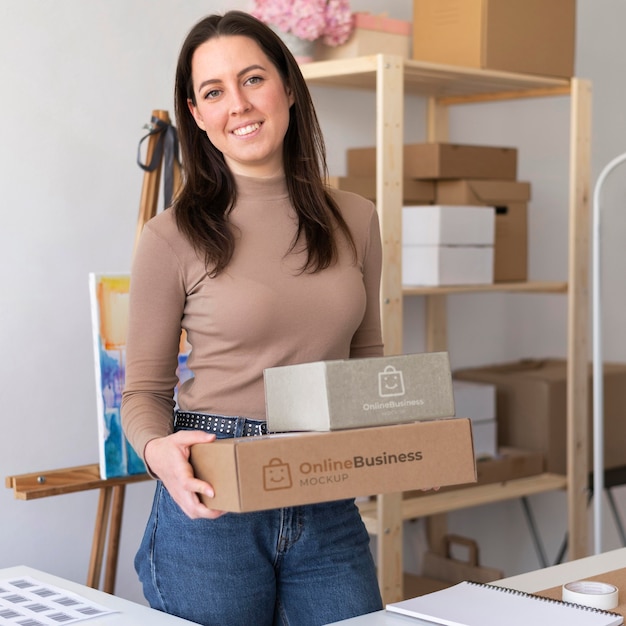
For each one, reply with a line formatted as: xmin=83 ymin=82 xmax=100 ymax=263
xmin=136 ymin=114 xmax=180 ymax=210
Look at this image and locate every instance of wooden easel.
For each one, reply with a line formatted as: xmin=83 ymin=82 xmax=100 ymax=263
xmin=135 ymin=109 xmax=182 ymax=250
xmin=6 ymin=110 xmax=180 ymax=594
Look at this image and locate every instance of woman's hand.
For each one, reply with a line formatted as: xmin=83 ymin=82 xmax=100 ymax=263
xmin=144 ymin=430 xmax=226 ymax=520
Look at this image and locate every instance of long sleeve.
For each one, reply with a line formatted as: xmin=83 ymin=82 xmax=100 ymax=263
xmin=349 ymin=204 xmax=384 ymax=359
xmin=121 ymin=216 xmax=187 ymax=461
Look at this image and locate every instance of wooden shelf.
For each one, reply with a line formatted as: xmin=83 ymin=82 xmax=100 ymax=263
xmin=301 ymin=55 xmax=570 ymax=101
xmin=403 ymin=281 xmax=568 ymax=297
xmin=357 ymin=474 xmax=568 ymax=536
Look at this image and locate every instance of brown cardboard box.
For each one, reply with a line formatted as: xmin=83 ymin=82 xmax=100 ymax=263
xmin=435 ymin=179 xmax=530 ymax=206
xmin=347 ymin=143 xmax=517 ymax=180
xmin=454 ymin=359 xmax=626 ymax=474
xmin=491 ymin=202 xmax=527 ymax=282
xmin=412 ymin=0 xmax=576 ymax=78
xmin=264 ymin=352 xmax=455 ymax=432
xmin=190 ymin=419 xmax=476 ymax=512
xmin=327 ymin=176 xmax=435 ymax=205
xmin=474 ymin=447 xmax=544 ymax=484
xmin=315 ymin=13 xmax=411 ymax=61
xmin=435 ymin=180 xmax=531 ymax=282
xmin=403 ymin=447 xmax=544 ymax=499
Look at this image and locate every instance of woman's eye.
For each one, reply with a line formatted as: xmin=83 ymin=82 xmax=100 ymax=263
xmin=245 ymin=75 xmax=263 ymax=86
xmin=204 ymin=89 xmax=221 ymax=100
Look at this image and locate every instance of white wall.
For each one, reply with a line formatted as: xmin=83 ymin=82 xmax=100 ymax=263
xmin=2 ymin=0 xmax=626 ymax=606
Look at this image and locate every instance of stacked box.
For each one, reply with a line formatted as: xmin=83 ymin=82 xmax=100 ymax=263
xmin=190 ymin=419 xmax=476 ymax=512
xmin=347 ymin=143 xmax=518 ymax=181
xmin=346 ymin=144 xmax=529 ymax=284
xmin=436 ymin=179 xmax=531 ymax=282
xmin=402 ymin=205 xmax=495 ymax=286
xmin=189 ymin=353 xmax=478 ymax=512
xmin=454 ymin=359 xmax=626 ymax=474
xmin=264 ymin=352 xmax=455 ymax=432
xmin=412 ymin=0 xmax=576 ymax=78
xmin=327 ymin=176 xmax=435 ymax=205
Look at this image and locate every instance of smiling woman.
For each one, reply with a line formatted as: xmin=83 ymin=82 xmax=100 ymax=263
xmin=120 ymin=9 xmax=384 ymax=626
xmin=186 ymin=36 xmax=295 ymax=178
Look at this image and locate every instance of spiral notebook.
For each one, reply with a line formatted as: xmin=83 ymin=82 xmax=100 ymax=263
xmin=386 ymin=580 xmax=624 ymax=626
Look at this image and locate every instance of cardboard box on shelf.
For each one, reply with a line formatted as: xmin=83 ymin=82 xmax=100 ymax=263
xmin=454 ymin=359 xmax=626 ymax=474
xmin=435 ymin=180 xmax=530 ymax=282
xmin=315 ymin=12 xmax=411 ymax=61
xmin=327 ymin=176 xmax=435 ymax=205
xmin=474 ymin=447 xmax=544 ymax=484
xmin=403 ymin=205 xmax=495 ymax=246
xmin=435 ymin=179 xmax=530 ymax=206
xmin=403 ymin=245 xmax=493 ymax=287
xmin=491 ymin=202 xmax=527 ymax=282
xmin=264 ymin=352 xmax=454 ymax=432
xmin=347 ymin=143 xmax=518 ymax=180
xmin=412 ymin=0 xmax=576 ymax=78
xmin=402 ymin=446 xmax=544 ymax=499
xmin=190 ymin=418 xmax=476 ymax=512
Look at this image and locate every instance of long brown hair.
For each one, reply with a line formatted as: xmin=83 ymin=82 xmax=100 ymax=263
xmin=173 ymin=10 xmax=355 ymax=277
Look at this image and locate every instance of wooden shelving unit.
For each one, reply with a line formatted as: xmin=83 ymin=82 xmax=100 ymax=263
xmin=301 ymin=55 xmax=592 ymax=604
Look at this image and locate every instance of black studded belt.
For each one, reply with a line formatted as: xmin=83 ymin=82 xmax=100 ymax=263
xmin=174 ymin=411 xmax=268 ymax=437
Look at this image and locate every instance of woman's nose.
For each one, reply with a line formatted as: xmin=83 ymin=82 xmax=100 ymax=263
xmin=230 ymin=89 xmax=252 ymax=115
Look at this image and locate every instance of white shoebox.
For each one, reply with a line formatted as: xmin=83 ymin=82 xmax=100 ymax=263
xmin=453 ymin=380 xmax=497 ymax=458
xmin=402 ymin=245 xmax=493 ymax=286
xmin=453 ymin=380 xmax=496 ymax=421
xmin=402 ymin=205 xmax=494 ymax=287
xmin=403 ymin=205 xmax=495 ymax=246
xmin=471 ymin=419 xmax=498 ymax=458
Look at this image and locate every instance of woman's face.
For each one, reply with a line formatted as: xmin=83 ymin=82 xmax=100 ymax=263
xmin=188 ymin=35 xmax=294 ymax=178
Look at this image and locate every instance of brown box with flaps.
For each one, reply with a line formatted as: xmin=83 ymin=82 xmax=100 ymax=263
xmin=412 ymin=0 xmax=576 ymax=78
xmin=264 ymin=352 xmax=454 ymax=432
xmin=403 ymin=447 xmax=544 ymax=499
xmin=435 ymin=179 xmax=531 ymax=282
xmin=347 ymin=143 xmax=517 ymax=181
xmin=327 ymin=175 xmax=435 ymax=205
xmin=190 ymin=419 xmax=476 ymax=512
xmin=454 ymin=359 xmax=626 ymax=474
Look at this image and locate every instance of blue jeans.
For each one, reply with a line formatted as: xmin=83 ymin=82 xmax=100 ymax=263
xmin=135 ymin=432 xmax=382 ymax=624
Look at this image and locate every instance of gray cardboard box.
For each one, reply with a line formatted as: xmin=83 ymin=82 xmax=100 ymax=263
xmin=264 ymin=352 xmax=455 ymax=432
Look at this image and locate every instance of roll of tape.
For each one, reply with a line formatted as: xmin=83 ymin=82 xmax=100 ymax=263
xmin=562 ymin=580 xmax=619 ymax=610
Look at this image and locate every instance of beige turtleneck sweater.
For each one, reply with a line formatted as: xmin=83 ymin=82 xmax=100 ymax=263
xmin=121 ymin=174 xmax=383 ymax=461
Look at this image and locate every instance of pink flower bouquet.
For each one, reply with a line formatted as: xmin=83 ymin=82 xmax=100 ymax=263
xmin=250 ymin=0 xmax=354 ymax=46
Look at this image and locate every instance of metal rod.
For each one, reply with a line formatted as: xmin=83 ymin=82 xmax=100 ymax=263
xmin=591 ymin=150 xmax=626 ymax=553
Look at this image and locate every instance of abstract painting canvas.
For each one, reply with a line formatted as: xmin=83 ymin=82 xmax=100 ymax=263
xmin=89 ymin=273 xmax=192 ymax=478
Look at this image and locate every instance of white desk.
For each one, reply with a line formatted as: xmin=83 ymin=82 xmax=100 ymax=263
xmin=327 ymin=547 xmax=626 ymax=625
xmin=0 ymin=565 xmax=197 ymax=625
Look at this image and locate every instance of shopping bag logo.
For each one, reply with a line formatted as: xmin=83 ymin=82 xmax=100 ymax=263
xmin=263 ymin=458 xmax=292 ymax=491
xmin=378 ymin=365 xmax=405 ymax=397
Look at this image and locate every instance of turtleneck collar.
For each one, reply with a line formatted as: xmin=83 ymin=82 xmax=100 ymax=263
xmin=234 ymin=172 xmax=289 ymax=201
